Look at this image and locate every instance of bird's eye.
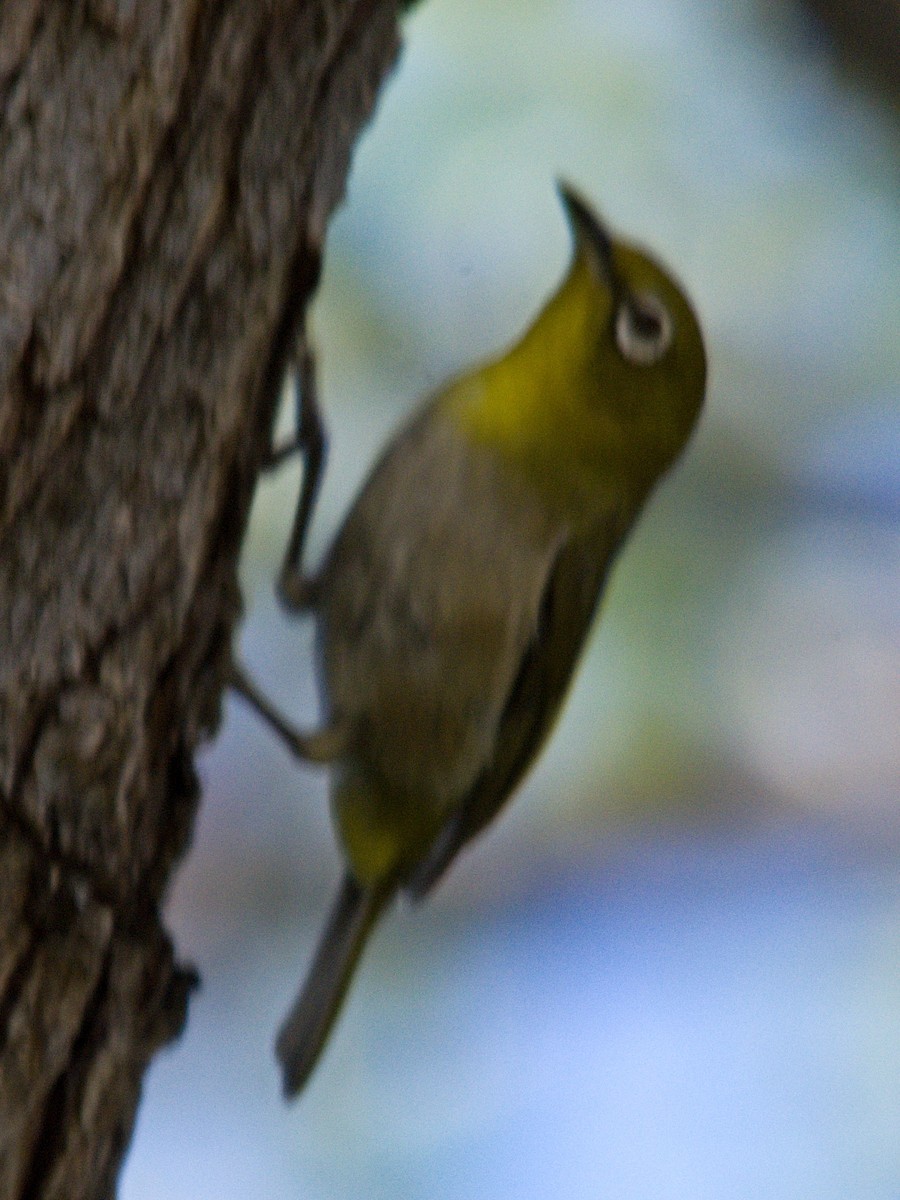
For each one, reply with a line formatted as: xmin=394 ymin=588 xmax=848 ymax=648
xmin=614 ymin=292 xmax=673 ymax=366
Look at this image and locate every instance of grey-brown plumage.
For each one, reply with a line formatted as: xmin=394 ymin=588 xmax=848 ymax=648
xmin=275 ymin=412 xmax=620 ymax=1095
xmin=317 ymin=410 xmax=601 ymax=811
xmin=316 ymin=408 xmax=621 ymax=862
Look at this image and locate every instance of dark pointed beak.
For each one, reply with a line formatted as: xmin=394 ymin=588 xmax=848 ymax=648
xmin=556 ymin=180 xmax=623 ymax=299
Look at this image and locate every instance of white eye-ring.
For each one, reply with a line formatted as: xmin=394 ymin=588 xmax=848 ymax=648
xmin=614 ymin=292 xmax=673 ymax=366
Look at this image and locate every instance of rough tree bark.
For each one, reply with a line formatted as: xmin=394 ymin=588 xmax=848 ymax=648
xmin=0 ymin=2 xmax=401 ymax=1196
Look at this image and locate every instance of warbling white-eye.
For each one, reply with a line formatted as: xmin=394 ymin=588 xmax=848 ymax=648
xmin=233 ymin=183 xmax=706 ymax=1096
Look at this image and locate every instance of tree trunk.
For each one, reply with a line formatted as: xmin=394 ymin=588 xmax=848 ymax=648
xmin=799 ymin=0 xmax=900 ymax=97
xmin=0 ymin=2 xmax=400 ymax=1196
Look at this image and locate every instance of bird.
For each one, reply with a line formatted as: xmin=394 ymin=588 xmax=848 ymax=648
xmin=232 ymin=182 xmax=706 ymax=1096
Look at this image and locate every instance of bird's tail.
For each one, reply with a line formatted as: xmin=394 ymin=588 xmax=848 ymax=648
xmin=276 ymin=870 xmax=392 ymax=1097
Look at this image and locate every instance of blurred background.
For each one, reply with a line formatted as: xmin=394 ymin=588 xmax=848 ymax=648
xmin=123 ymin=0 xmax=899 ymax=1196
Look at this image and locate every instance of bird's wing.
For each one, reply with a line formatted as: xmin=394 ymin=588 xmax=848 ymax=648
xmin=408 ymin=531 xmax=615 ymax=897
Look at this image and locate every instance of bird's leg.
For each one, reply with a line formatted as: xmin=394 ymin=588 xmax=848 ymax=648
xmin=228 ymin=662 xmax=349 ymax=764
xmin=264 ymin=339 xmax=327 ymax=613
xmin=238 ymin=340 xmax=340 ymax=762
